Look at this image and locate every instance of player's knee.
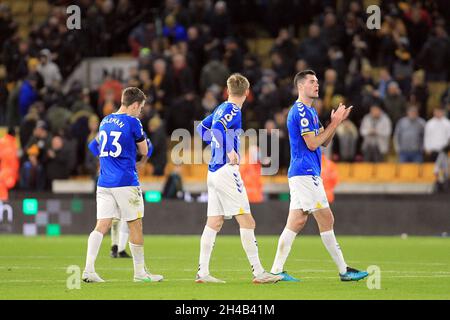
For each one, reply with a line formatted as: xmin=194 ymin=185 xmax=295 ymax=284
xmin=208 ymin=219 xmax=223 ymax=231
xmin=325 ymin=212 xmax=335 ymax=229
xmin=290 ymin=215 xmax=307 ymax=232
xmin=248 ymin=217 xmax=256 ymax=229
xmin=237 ymin=215 xmax=256 ymax=229
xmin=245 ymin=219 xmax=256 ymax=230
xmin=329 ymin=216 xmax=335 ymax=229
xmin=95 ymin=220 xmax=111 ymax=234
xmin=319 ymin=215 xmax=334 ymax=231
xmin=127 ymin=219 xmax=142 ymax=232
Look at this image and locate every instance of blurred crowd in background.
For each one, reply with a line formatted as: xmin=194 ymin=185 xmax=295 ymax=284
xmin=0 ymin=0 xmax=450 ymax=192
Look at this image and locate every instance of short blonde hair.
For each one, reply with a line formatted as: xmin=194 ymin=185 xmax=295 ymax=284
xmin=227 ymin=73 xmax=250 ymax=97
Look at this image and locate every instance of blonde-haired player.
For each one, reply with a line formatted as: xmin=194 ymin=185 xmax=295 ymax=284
xmin=195 ymin=74 xmax=282 ymax=284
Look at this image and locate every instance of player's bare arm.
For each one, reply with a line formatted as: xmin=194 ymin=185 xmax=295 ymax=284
xmin=136 ymin=139 xmax=148 ymax=157
xmin=304 ymin=104 xmax=352 ymax=151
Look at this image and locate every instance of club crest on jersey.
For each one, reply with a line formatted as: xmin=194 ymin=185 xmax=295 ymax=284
xmin=301 ymin=118 xmax=309 ymax=127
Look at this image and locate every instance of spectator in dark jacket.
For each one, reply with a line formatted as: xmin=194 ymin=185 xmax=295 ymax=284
xmin=404 ymin=6 xmax=430 ymax=56
xmin=151 ymin=58 xmax=174 ymax=115
xmin=297 ymin=24 xmax=328 ymax=77
xmin=200 ymin=54 xmax=230 ymax=92
xmin=206 ymin=1 xmax=232 ymax=40
xmin=46 ymin=135 xmax=71 ymax=187
xmin=20 ymin=120 xmax=51 ymax=190
xmin=409 ymin=70 xmax=429 ymax=119
xmin=147 ymin=115 xmax=167 ymax=176
xmin=384 ymin=81 xmax=407 ymax=126
xmin=0 ymin=66 xmax=7 ymax=125
xmin=172 ymin=53 xmax=194 ymax=97
xmin=270 ymin=28 xmax=297 ymax=71
xmin=418 ymin=25 xmax=450 ymax=81
xmin=223 ymin=37 xmax=244 ymax=74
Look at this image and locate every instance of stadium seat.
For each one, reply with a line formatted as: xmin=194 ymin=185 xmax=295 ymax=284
xmin=32 ymin=0 xmax=50 ymax=16
xmin=373 ymin=163 xmax=397 ymax=182
xmin=10 ymin=1 xmax=30 ymax=15
xmin=420 ymin=163 xmax=437 ymax=182
xmin=397 ymin=163 xmax=421 ymax=182
xmin=336 ymin=163 xmax=351 ymax=182
xmin=348 ymin=163 xmax=375 ymax=182
xmin=248 ymin=38 xmax=274 ymax=68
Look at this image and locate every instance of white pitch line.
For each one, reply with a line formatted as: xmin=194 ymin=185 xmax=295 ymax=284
xmin=0 ymin=256 xmax=184 ymax=260
xmin=290 ymin=259 xmax=449 ymax=266
xmin=2 ymin=274 xmax=450 ymax=284
xmin=1 ymin=256 xmax=448 ymax=266
xmin=2 ymin=266 xmax=450 ymax=275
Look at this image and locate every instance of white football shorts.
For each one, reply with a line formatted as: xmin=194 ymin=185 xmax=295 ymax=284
xmin=288 ymin=175 xmax=329 ymax=213
xmin=96 ymin=186 xmax=144 ymax=221
xmin=207 ymin=164 xmax=251 ymax=219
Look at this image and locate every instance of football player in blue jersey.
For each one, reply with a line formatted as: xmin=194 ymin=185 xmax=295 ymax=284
xmin=195 ymin=74 xmax=282 ymax=284
xmin=87 ymin=133 xmax=133 ymax=260
xmin=270 ymin=70 xmax=369 ymax=282
xmin=82 ymin=87 xmax=163 ymax=283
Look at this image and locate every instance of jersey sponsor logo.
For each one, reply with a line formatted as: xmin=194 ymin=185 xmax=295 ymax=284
xmin=220 ymin=109 xmax=238 ymax=124
xmin=301 ymin=118 xmax=309 ymax=127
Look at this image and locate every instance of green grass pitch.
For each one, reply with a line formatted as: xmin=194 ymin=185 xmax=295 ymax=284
xmin=0 ymin=235 xmax=449 ymax=300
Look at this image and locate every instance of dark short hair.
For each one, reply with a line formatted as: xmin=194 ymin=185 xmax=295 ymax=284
xmin=121 ymin=87 xmax=146 ymax=107
xmin=293 ymin=70 xmax=316 ymax=87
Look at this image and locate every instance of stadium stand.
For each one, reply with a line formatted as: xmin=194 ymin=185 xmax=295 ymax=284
xmin=0 ymin=0 xmax=449 ymax=196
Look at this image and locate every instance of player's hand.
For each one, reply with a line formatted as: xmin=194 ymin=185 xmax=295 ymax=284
xmin=331 ymin=103 xmax=352 ymax=124
xmin=227 ymin=150 xmax=239 ymax=165
xmin=343 ymin=105 xmax=353 ymax=120
xmin=136 ymin=154 xmax=147 ymax=168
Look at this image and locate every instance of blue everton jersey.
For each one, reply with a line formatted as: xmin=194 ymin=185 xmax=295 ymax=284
xmin=287 ymin=101 xmax=322 ymax=178
xmin=197 ymin=102 xmax=242 ymax=172
xmin=97 ymin=113 xmax=145 ymax=188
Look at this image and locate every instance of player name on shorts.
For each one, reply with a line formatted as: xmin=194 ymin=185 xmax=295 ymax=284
xmin=100 ymin=117 xmax=125 ymax=128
